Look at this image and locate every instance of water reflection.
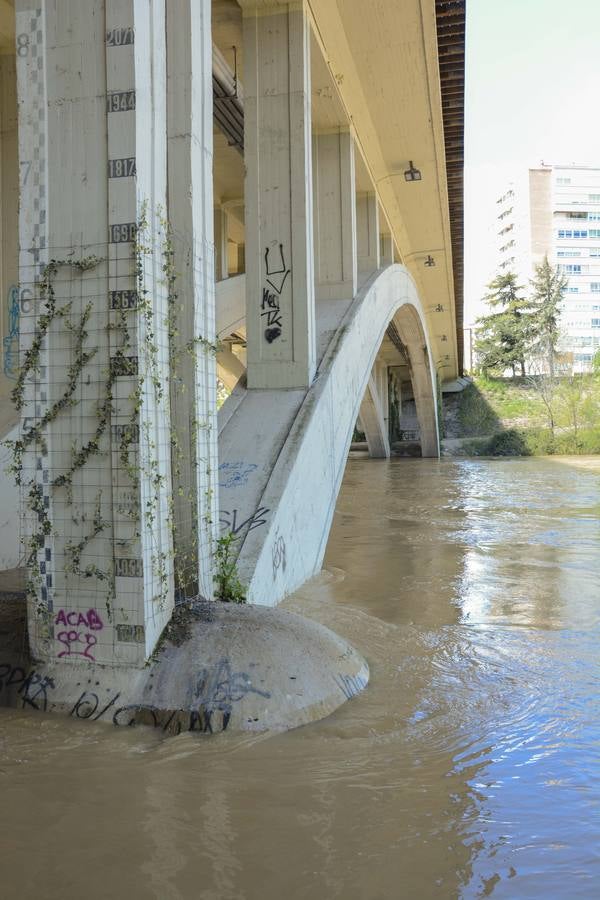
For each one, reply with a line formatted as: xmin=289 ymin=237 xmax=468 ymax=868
xmin=1 ymin=457 xmax=600 ymax=898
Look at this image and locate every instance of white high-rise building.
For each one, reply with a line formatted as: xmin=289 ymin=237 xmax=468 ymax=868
xmin=530 ymin=164 xmax=600 ymax=372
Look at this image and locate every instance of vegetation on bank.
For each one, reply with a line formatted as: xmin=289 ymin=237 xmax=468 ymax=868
xmin=447 ymin=373 xmax=600 ymax=456
xmin=475 ymin=259 xmax=567 ymax=380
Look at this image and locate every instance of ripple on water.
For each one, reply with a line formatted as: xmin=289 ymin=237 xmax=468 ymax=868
xmin=1 ymin=457 xmax=600 ymax=900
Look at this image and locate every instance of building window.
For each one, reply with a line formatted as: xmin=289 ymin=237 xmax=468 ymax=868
xmin=589 ymin=212 xmax=600 ymax=221
xmin=590 ymin=194 xmax=600 ymax=203
xmin=559 ymin=264 xmax=586 ymax=274
xmin=590 ymin=248 xmax=600 ymax=257
xmin=556 ymin=177 xmax=571 ymax=185
xmin=557 ymin=250 xmax=581 ymax=257
xmin=591 ymin=283 xmax=600 ymax=292
xmin=557 ymin=229 xmax=588 ymax=238
xmin=591 ymin=319 xmax=600 ymax=328
xmin=575 ymin=354 xmax=593 ymax=362
xmin=568 ymin=287 xmax=580 ymax=293
xmin=589 ymin=229 xmax=600 ymax=238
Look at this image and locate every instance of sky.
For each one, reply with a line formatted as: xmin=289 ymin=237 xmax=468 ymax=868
xmin=464 ymin=0 xmax=600 ymax=325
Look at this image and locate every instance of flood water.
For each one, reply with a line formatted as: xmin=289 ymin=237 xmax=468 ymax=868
xmin=2 ymin=457 xmax=600 ymax=899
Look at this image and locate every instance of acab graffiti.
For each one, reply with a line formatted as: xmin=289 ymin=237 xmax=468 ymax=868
xmin=55 ymin=607 xmax=104 ymax=661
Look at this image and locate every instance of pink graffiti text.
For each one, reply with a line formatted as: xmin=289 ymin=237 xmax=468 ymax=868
xmin=55 ymin=609 xmax=104 ymax=662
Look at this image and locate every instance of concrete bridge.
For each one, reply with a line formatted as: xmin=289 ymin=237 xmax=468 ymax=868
xmin=0 ymin=1 xmax=464 ymax=680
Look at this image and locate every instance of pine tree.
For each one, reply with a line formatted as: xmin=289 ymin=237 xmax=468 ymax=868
xmin=529 ymin=256 xmax=568 ymax=377
xmin=475 ymin=272 xmax=533 ymax=378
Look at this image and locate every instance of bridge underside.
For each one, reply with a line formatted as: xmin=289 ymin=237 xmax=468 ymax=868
xmin=0 ymin=0 xmax=463 ymax=667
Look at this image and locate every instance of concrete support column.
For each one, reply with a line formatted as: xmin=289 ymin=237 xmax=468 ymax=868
xmin=213 ymin=206 xmax=229 ymax=281
xmin=16 ymin=0 xmax=174 ymax=666
xmin=356 ymin=192 xmax=380 ymax=277
xmin=0 ymin=54 xmax=18 ymax=416
xmin=312 ymin=130 xmax=357 ymax=301
xmin=217 ymin=347 xmax=246 ymax=391
xmin=243 ymin=1 xmax=316 ymax=389
xmin=380 ymin=232 xmax=394 ymax=266
xmin=167 ymin=0 xmax=219 ymax=602
xmin=359 ymin=367 xmax=390 ymax=459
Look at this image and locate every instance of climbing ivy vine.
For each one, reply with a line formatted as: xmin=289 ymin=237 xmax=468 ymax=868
xmin=6 ymin=203 xmax=223 ymax=625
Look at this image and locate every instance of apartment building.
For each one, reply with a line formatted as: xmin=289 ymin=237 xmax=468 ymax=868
xmin=530 ymin=164 xmax=600 ymax=371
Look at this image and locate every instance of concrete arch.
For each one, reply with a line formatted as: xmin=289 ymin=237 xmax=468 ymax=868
xmin=220 ymin=264 xmax=440 ymax=606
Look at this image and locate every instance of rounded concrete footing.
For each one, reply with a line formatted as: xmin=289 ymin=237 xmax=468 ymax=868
xmin=0 ymin=602 xmax=368 ymax=735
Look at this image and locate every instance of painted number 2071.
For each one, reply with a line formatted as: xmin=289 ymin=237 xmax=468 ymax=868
xmin=106 ymin=27 xmax=134 ymax=46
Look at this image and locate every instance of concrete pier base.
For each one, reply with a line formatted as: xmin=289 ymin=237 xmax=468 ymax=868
xmin=0 ymin=592 xmax=368 ymax=735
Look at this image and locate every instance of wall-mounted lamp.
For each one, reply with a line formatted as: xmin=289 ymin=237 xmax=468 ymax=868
xmin=434 ymin=304 xmax=444 ymax=312
xmin=424 ymin=255 xmax=435 ymax=267
xmin=440 ymin=334 xmax=448 ymax=342
xmin=404 ymin=161 xmax=422 ymax=182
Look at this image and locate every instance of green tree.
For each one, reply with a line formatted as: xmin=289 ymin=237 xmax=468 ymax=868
xmin=475 ymin=272 xmax=532 ymax=378
xmin=529 ymin=256 xmax=568 ymax=377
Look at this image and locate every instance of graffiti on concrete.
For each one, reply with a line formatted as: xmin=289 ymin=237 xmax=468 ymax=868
xmin=192 ymin=657 xmax=271 ymax=732
xmin=55 ymin=608 xmax=104 ymax=661
xmin=218 ymin=461 xmax=258 ymax=489
xmin=0 ymin=662 xmax=55 ymax=711
xmin=219 ymin=506 xmax=270 ymax=536
xmin=3 ymin=285 xmax=20 ymax=380
xmin=272 ymin=531 xmax=286 ymax=579
xmin=335 ymin=672 xmax=368 ymax=701
xmin=68 ymin=658 xmax=271 ymax=735
xmin=262 ymin=242 xmax=290 ymax=343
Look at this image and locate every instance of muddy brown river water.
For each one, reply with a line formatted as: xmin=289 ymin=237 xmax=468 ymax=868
xmin=2 ymin=457 xmax=600 ymax=899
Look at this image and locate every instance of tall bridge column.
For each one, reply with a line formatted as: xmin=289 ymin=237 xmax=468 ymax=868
xmin=359 ymin=364 xmax=391 ymax=459
xmin=16 ymin=0 xmax=175 ymax=666
xmin=357 ymin=192 xmax=380 ymax=279
xmin=312 ymin=129 xmax=357 ymax=301
xmin=166 ymin=0 xmax=218 ymax=601
xmin=242 ymin=0 xmax=316 ymax=389
xmin=213 ymin=205 xmax=229 ymax=282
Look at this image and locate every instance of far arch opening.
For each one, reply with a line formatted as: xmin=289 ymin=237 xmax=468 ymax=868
xmin=352 ymin=303 xmax=440 ymax=460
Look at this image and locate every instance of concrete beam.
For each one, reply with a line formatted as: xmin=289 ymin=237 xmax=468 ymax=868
xmin=243 ymin=1 xmax=316 ymax=389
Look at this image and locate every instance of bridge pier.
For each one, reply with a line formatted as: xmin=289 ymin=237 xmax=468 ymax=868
xmin=0 ymin=0 xmax=463 ymax=682
xmin=359 ymin=367 xmax=391 ymax=459
xmin=166 ymin=0 xmax=219 ymax=601
xmin=14 ymin=0 xmax=218 ymax=667
xmin=242 ymin=0 xmax=316 ymax=390
xmin=312 ymin=130 xmax=357 ymax=302
xmin=357 ymin=192 xmax=380 ymax=281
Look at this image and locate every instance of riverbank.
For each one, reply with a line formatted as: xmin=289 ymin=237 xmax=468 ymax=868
xmin=442 ymin=375 xmax=600 ymax=457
